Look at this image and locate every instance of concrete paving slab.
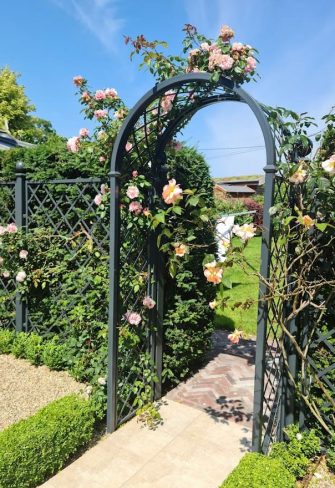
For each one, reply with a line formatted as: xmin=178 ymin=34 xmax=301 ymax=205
xmin=40 ymin=399 xmax=250 ymax=488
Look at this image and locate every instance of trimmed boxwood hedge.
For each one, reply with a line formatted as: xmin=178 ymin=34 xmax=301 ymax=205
xmin=220 ymin=453 xmax=296 ymax=488
xmin=0 ymin=395 xmax=95 ymax=488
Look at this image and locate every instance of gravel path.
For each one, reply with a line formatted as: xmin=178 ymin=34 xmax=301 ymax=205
xmin=0 ymin=354 xmax=86 ymax=431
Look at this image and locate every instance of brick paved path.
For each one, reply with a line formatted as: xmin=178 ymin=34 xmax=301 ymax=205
xmin=166 ymin=330 xmax=256 ymax=429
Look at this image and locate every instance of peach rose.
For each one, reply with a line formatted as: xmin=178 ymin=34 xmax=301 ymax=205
xmin=204 ymin=261 xmax=223 ymax=284
xmin=162 ymin=179 xmax=183 ymax=205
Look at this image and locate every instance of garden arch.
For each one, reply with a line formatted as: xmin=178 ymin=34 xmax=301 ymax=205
xmin=107 ymin=73 xmax=295 ymax=453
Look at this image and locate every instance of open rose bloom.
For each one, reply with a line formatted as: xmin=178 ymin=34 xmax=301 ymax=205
xmin=161 ymin=90 xmax=176 ymax=114
xmin=143 ymin=296 xmax=156 ymax=309
xmin=228 ymin=329 xmax=243 ymax=344
xmin=300 ymin=214 xmax=315 ymax=229
xmin=124 ymin=311 xmax=142 ymax=325
xmin=126 ymin=185 xmax=140 ymax=199
xmin=204 ymin=261 xmax=223 ymax=284
xmin=66 ymin=136 xmax=80 ymax=153
xmin=233 ymin=223 xmax=256 ymax=242
xmin=174 ymin=243 xmax=189 ymax=257
xmin=321 ymin=155 xmax=335 ymax=175
xmin=162 ymin=179 xmax=183 ymax=205
xmin=289 ymin=165 xmax=307 ymax=185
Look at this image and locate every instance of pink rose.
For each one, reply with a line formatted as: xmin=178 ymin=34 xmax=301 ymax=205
xmin=208 ymin=50 xmax=234 ymax=71
xmin=232 ymin=42 xmax=244 ymax=52
xmin=16 ymin=271 xmax=26 ymax=283
xmin=100 ymin=184 xmax=108 ymax=195
xmin=73 ymin=75 xmax=84 ymax=86
xmin=79 ymin=128 xmax=89 ymax=138
xmin=126 ymin=142 xmax=133 ymax=152
xmin=19 ymin=250 xmax=28 ymax=259
xmin=132 ymin=170 xmax=138 ymax=177
xmin=161 ymin=90 xmax=176 ymax=114
xmin=200 ymin=42 xmax=210 ymax=51
xmin=126 ymin=185 xmax=140 ymax=199
xmin=105 ymin=88 xmax=118 ymax=98
xmin=7 ymin=223 xmax=18 ymax=233
xmin=125 ymin=311 xmax=141 ymax=325
xmin=0 ymin=226 xmax=6 ymax=235
xmin=219 ymin=54 xmax=234 ymax=71
xmin=245 ymin=56 xmax=257 ymax=73
xmin=143 ymin=296 xmax=156 ymax=309
xmin=81 ymin=91 xmax=91 ymax=102
xmin=99 ymin=156 xmax=106 ymax=163
xmin=189 ymin=48 xmax=199 ymax=58
xmin=66 ymin=136 xmax=80 ymax=153
xmin=219 ymin=25 xmax=234 ymax=41
xmin=129 ymin=201 xmax=143 ymax=215
xmin=94 ymin=194 xmax=102 ymax=206
xmin=94 ymin=110 xmax=108 ymax=120
xmin=228 ymin=330 xmax=243 ymax=344
xmin=95 ymin=90 xmax=106 ymax=100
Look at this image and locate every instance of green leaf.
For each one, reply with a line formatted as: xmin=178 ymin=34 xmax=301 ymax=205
xmin=202 ymin=254 xmax=216 ymax=266
xmin=315 ymin=223 xmax=328 ymax=232
xmin=221 ymin=277 xmax=233 ymax=289
xmin=172 ymin=205 xmax=183 ymax=215
xmin=187 ymin=195 xmax=200 ymax=207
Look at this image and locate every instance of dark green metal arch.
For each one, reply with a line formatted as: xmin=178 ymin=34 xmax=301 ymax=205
xmin=107 ymin=73 xmax=279 ymax=452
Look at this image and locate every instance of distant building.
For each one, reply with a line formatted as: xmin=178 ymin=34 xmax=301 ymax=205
xmin=214 ymin=175 xmax=264 ymax=198
xmin=0 ymin=130 xmax=34 ymax=151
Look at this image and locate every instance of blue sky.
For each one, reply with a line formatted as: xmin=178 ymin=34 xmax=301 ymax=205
xmin=1 ymin=0 xmax=335 ymax=176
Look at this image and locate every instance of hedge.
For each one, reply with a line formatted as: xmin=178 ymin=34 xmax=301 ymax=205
xmin=0 ymin=395 xmax=95 ymax=488
xmin=220 ymin=453 xmax=295 ymax=488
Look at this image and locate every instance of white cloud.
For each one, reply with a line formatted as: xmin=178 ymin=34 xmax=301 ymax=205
xmin=51 ymin=0 xmax=124 ymax=52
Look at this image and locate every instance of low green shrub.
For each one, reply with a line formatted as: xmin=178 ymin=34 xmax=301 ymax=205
xmin=0 ymin=329 xmax=15 ymax=354
xmin=23 ymin=333 xmax=43 ymax=366
xmin=269 ymin=425 xmax=320 ymax=479
xmin=284 ymin=424 xmax=321 ymax=459
xmin=270 ymin=442 xmax=310 ymax=479
xmin=11 ymin=332 xmax=28 ymax=359
xmin=327 ymin=448 xmax=335 ymax=473
xmin=41 ymin=336 xmax=70 ymax=371
xmin=220 ymin=452 xmax=295 ymax=488
xmin=11 ymin=332 xmax=43 ymax=365
xmin=0 ymin=395 xmax=95 ymax=488
xmin=326 ymin=436 xmax=335 ymax=473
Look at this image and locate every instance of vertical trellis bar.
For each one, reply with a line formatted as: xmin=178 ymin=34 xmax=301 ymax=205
xmin=252 ymin=162 xmax=276 ymax=452
xmin=107 ymin=170 xmax=121 ymax=433
xmin=15 ymin=162 xmax=27 ymax=332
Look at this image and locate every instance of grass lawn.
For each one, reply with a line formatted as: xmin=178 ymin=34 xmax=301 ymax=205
xmin=214 ymin=236 xmax=261 ymax=337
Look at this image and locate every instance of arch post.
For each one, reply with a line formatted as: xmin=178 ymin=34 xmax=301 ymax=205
xmin=107 ymin=169 xmax=121 ymax=433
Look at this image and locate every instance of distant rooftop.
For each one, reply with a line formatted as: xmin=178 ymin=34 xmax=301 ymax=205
xmin=0 ymin=130 xmax=34 ymax=150
xmin=213 ymin=175 xmax=264 ymax=185
xmin=219 ymin=184 xmax=255 ymax=194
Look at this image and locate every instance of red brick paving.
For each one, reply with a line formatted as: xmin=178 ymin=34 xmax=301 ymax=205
xmin=166 ymin=330 xmax=255 ymax=428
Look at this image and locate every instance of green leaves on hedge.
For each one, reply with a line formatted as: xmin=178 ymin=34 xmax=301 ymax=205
xmin=0 ymin=395 xmax=95 ymax=488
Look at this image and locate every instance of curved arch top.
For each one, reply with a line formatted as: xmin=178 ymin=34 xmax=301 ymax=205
xmin=110 ymin=72 xmax=276 ymax=175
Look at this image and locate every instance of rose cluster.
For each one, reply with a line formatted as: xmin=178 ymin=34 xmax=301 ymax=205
xmin=186 ymin=25 xmax=257 ymax=83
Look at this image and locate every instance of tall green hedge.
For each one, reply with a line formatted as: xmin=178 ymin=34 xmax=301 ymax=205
xmin=0 ymin=395 xmax=95 ymax=488
xmin=163 ymin=145 xmax=215 ymax=386
xmin=0 ymin=141 xmax=216 ymax=400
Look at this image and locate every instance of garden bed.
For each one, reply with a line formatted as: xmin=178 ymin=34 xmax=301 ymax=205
xmin=0 ymin=354 xmax=85 ymax=430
